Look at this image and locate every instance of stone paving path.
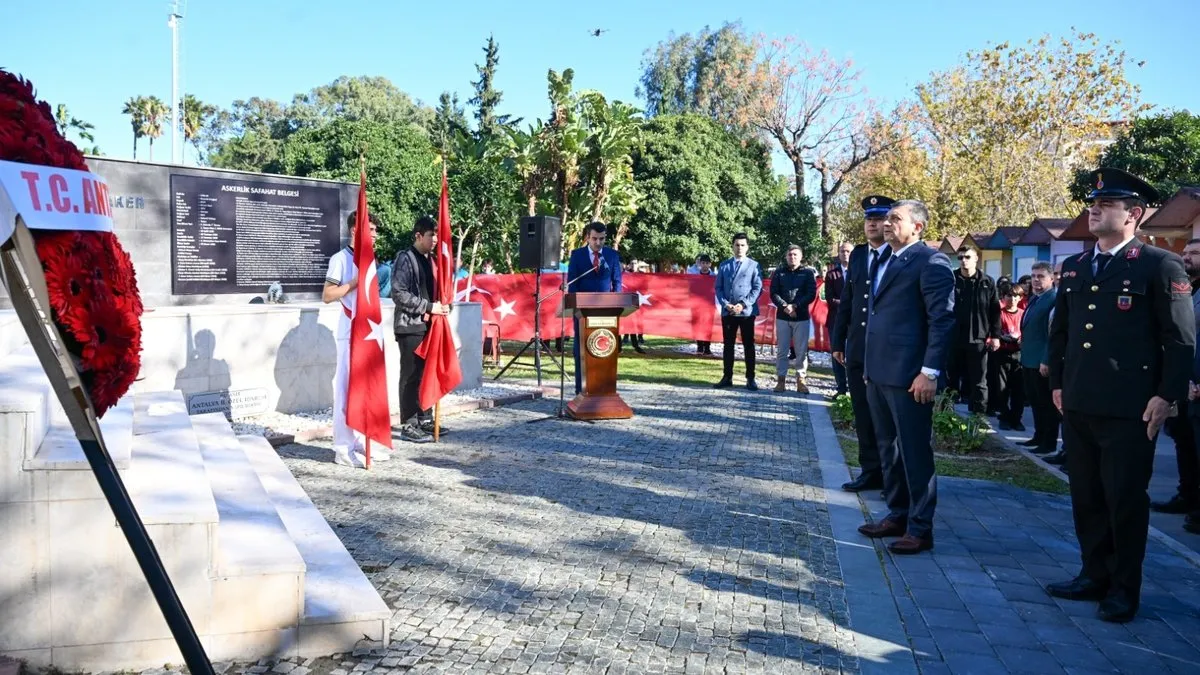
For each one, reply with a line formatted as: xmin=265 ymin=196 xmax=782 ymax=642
xmin=275 ymin=386 xmax=858 ymax=673
xmin=180 ymin=381 xmax=1200 ymax=675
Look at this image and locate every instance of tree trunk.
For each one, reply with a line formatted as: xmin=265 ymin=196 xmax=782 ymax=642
xmin=132 ymin=136 xmax=137 ymax=160
xmin=501 ymin=230 xmax=514 ymax=272
xmin=613 ymin=221 xmax=629 ymax=251
xmin=148 ymin=137 xmax=154 ymax=162
xmin=819 ymin=165 xmax=831 ymax=239
xmin=526 ymin=192 xmax=537 ymax=216
xmin=791 ymin=154 xmax=805 ymax=197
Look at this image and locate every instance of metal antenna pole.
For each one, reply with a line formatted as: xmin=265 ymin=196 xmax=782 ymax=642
xmin=168 ymin=1 xmax=182 ymax=163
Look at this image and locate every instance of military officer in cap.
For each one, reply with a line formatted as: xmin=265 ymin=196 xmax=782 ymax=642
xmin=831 ymin=195 xmax=894 ymax=492
xmin=1046 ymin=167 xmax=1196 ymax=622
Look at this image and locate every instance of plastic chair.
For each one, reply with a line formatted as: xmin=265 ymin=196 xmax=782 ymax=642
xmin=483 ymin=321 xmax=501 ymax=365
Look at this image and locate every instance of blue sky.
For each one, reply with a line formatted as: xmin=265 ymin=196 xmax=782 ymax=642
xmin=5 ymin=0 xmax=1198 ymax=167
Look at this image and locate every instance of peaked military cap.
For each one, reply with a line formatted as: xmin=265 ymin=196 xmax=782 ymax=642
xmin=1085 ymin=167 xmax=1160 ymax=205
xmin=862 ymin=195 xmax=895 ymax=217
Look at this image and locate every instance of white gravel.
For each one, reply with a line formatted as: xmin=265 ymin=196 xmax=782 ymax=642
xmin=230 ymin=382 xmax=541 ymax=438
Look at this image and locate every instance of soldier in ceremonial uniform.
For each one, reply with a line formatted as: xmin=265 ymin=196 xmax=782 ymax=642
xmin=1046 ymin=168 xmax=1196 ymax=623
xmin=831 ymin=195 xmax=894 ymax=492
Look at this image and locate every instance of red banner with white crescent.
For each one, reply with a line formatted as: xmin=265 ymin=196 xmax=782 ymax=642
xmin=454 ymin=272 xmax=831 ymax=351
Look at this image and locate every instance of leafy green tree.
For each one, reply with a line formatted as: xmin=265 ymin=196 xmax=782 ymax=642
xmin=430 ymin=91 xmax=468 ymax=158
xmin=1070 ymin=111 xmax=1200 ymax=201
xmin=757 ymin=194 xmax=824 ymax=268
xmin=121 ymin=96 xmax=147 ymax=159
xmin=637 ymin=22 xmax=756 ymax=126
xmin=180 ymin=94 xmax=217 ymax=164
xmin=142 ymin=96 xmax=170 ymax=161
xmin=469 ymin=36 xmax=512 ymax=139
xmin=287 ymin=75 xmax=432 ymax=132
xmin=55 ymin=104 xmax=100 ymax=154
xmin=270 ymin=119 xmax=440 ymax=259
xmin=625 ymin=114 xmax=783 ymax=265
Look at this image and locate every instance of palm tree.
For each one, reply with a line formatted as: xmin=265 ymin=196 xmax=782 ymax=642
xmin=579 ymin=94 xmax=643 ymax=223
xmin=122 ymin=96 xmax=146 ymax=159
xmin=180 ymin=94 xmax=217 ymax=164
xmin=142 ymin=96 xmax=170 ymax=161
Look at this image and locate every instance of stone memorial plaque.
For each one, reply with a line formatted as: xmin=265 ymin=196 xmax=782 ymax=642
xmin=187 ymin=387 xmax=270 ymax=418
xmin=170 ymin=174 xmax=340 ymax=295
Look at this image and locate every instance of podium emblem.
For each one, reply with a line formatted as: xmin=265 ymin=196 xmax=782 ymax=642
xmin=587 ymin=328 xmax=617 ymax=358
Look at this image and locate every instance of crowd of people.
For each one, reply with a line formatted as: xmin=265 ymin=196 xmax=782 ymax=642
xmin=826 ymin=168 xmax=1197 ymax=625
xmin=324 ymin=165 xmax=1197 ymax=626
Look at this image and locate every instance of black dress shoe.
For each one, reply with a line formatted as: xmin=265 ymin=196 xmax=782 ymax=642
xmin=1019 ymin=439 xmax=1041 ymax=447
xmin=1042 ymin=450 xmax=1067 ymax=465
xmin=1046 ymin=575 xmax=1109 ymax=601
xmin=746 ymin=380 xmax=759 ymax=391
xmin=1150 ymin=493 xmax=1199 ymax=514
xmin=998 ymin=419 xmax=1013 ymax=431
xmin=1011 ymin=421 xmax=1026 ymax=432
xmin=1097 ymin=592 xmax=1138 ymax=623
xmin=842 ymin=473 xmax=884 ymax=492
xmin=714 ymin=378 xmax=733 ymax=389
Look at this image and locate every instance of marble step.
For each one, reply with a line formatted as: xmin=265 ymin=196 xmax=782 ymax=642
xmin=191 ymin=413 xmax=306 ymax=638
xmin=237 ymin=435 xmax=391 ymax=657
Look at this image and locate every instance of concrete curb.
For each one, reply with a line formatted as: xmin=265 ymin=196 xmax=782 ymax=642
xmin=804 ymin=397 xmax=919 ymax=675
xmin=262 ymin=389 xmax=545 ymax=448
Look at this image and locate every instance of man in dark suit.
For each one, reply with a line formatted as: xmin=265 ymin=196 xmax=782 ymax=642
xmin=1019 ymin=261 xmax=1061 ymax=458
xmin=567 ymin=221 xmax=623 ymax=394
xmin=832 ymin=195 xmax=894 ymax=492
xmin=825 ymin=242 xmax=853 ymax=396
xmin=1046 ymin=168 xmax=1195 ymax=623
xmin=714 ymin=232 xmax=763 ymax=391
xmin=856 ymin=199 xmax=956 ymax=555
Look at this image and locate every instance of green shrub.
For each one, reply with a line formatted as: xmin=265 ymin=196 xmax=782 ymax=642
xmin=830 ymin=393 xmax=855 ymax=429
xmin=932 ymin=389 xmax=986 ymax=453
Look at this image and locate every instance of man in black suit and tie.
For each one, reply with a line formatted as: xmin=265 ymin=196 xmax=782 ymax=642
xmin=856 ymin=199 xmax=957 ymax=555
xmin=832 ymin=195 xmax=894 ymax=492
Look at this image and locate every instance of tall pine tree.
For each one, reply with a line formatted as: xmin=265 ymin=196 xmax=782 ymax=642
xmin=469 ymin=36 xmax=504 ymax=138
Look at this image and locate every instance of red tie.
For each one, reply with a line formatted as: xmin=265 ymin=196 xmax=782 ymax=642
xmin=593 ymin=250 xmax=601 ymax=271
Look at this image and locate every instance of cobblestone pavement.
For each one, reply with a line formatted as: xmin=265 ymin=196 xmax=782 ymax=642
xmin=815 ymin=404 xmax=1200 ymax=675
xmin=270 ymin=384 xmax=860 ymax=673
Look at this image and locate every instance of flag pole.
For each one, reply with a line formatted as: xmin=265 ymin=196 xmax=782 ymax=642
xmin=434 ymin=156 xmax=447 ymax=443
xmin=360 ymin=148 xmax=372 ymax=469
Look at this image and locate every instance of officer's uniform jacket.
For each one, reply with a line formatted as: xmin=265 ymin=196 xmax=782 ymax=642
xmin=1048 ymin=239 xmax=1196 ymax=419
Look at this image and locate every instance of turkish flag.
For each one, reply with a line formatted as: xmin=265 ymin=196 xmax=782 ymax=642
xmin=346 ymin=169 xmax=392 ymax=463
xmin=415 ymin=170 xmax=462 ymax=410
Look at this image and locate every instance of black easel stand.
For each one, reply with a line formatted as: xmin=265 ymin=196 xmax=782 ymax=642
xmin=493 ymin=268 xmax=564 ymax=386
xmin=0 ymin=221 xmax=214 ymax=675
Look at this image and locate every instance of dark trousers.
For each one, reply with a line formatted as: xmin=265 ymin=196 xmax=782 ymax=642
xmin=949 ymin=342 xmax=989 ymax=412
xmin=721 ymin=315 xmax=756 ymax=379
xmin=848 ymin=363 xmax=880 ymax=477
xmin=832 ymin=358 xmax=848 ymax=395
xmin=1022 ymin=367 xmax=1061 ymax=452
xmin=988 ymin=350 xmax=1024 ymax=424
xmin=1063 ymin=410 xmax=1157 ymax=603
xmin=1166 ymin=400 xmax=1199 ymax=499
xmin=697 ymin=340 xmax=711 ymax=354
xmin=867 ymin=381 xmax=938 ymax=538
xmin=396 ymin=332 xmax=428 ymax=424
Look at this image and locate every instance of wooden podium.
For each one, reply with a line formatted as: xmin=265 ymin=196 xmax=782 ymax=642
xmin=561 ymin=291 xmax=640 ymax=420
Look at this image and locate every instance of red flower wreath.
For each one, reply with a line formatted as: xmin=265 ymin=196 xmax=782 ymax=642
xmin=1 ymin=70 xmax=143 ymax=415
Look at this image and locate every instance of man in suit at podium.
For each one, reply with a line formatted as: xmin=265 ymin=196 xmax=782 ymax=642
xmin=567 ymin=221 xmax=623 ymax=394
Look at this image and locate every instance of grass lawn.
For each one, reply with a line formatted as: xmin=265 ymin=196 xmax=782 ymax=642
xmin=487 ymin=336 xmax=736 ymax=388
xmin=834 ymin=430 xmax=1069 ymax=495
xmin=486 ymin=337 xmax=1065 ymax=494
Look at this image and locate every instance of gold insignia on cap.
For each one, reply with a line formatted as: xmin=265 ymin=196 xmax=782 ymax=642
xmin=1096 ymin=173 xmax=1104 ymax=190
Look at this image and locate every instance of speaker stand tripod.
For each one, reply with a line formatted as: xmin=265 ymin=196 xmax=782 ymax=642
xmin=493 ymin=268 xmax=563 ymax=386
